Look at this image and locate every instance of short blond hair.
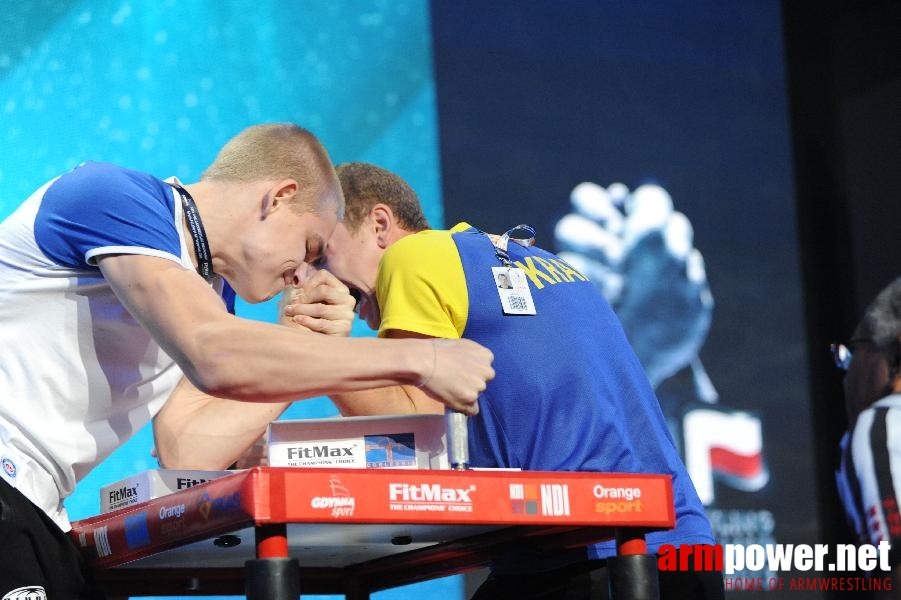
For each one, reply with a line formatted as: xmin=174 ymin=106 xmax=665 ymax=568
xmin=203 ymin=123 xmax=343 ymax=216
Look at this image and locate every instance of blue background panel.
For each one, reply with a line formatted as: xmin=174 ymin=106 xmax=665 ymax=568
xmin=0 ymin=2 xmax=455 ymax=598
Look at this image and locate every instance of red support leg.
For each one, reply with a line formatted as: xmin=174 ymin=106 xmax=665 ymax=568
xmin=607 ymin=529 xmax=659 ymax=600
xmin=246 ymin=524 xmax=298 ymax=600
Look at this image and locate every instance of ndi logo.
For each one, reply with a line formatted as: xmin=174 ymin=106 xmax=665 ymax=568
xmin=508 ymin=483 xmax=571 ymax=516
xmin=540 ymin=484 xmax=571 ymax=516
xmin=1 ymin=457 xmax=15 ymax=478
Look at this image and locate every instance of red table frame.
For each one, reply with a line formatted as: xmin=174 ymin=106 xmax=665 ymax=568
xmin=70 ymin=467 xmax=674 ymax=599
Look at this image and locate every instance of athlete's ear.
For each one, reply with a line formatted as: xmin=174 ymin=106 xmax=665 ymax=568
xmin=371 ymin=204 xmax=395 ymax=248
xmin=263 ymin=180 xmax=299 ymax=218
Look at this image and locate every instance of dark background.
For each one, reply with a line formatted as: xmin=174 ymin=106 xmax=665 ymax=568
xmin=430 ymin=1 xmax=901 ymax=597
xmin=784 ymin=1 xmax=901 ymax=595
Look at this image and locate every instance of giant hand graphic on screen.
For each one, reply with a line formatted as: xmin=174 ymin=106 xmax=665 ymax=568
xmin=554 ymin=181 xmax=718 ymax=404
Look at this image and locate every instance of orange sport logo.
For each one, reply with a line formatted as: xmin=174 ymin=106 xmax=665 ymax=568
xmin=593 ymin=484 xmax=643 ymax=515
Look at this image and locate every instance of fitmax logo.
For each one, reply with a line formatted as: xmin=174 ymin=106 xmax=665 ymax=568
xmin=176 ymin=477 xmax=212 ymax=489
xmin=389 ymin=483 xmax=475 ymax=503
xmin=108 ymin=485 xmax=138 ymax=504
xmin=286 ymin=446 xmax=354 ymax=459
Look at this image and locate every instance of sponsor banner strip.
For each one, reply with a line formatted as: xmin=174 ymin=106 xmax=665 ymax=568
xmin=71 ymin=470 xmax=257 ymax=568
xmin=70 ymin=467 xmax=674 ymax=568
xmin=274 ymin=468 xmax=674 ymax=527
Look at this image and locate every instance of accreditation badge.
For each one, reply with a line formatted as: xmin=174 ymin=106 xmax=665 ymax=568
xmin=492 ymin=266 xmax=536 ymax=315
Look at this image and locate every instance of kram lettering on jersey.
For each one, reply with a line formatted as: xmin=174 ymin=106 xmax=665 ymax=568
xmin=513 ymin=255 xmax=587 ymax=290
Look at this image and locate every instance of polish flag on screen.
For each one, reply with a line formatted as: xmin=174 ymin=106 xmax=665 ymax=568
xmin=683 ymin=408 xmax=769 ymax=505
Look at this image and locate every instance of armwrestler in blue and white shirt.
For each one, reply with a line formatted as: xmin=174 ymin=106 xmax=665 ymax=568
xmin=0 ymin=124 xmax=493 ymax=600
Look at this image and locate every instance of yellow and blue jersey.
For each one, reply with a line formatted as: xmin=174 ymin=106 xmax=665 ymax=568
xmin=376 ymin=223 xmax=714 ymax=562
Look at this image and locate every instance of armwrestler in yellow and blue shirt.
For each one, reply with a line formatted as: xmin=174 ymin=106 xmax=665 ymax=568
xmin=295 ymin=162 xmax=724 ymax=600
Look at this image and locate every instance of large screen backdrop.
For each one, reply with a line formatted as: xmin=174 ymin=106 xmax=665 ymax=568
xmin=0 ymin=1 xmax=455 ymax=599
xmin=1 ymin=2 xmax=833 ymax=598
xmin=430 ymin=2 xmax=818 ymax=597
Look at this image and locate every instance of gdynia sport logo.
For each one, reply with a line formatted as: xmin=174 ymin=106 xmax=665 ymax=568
xmin=657 ymin=542 xmax=893 ymax=592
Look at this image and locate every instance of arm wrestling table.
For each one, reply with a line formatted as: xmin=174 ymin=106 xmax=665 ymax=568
xmin=69 ymin=466 xmax=674 ymax=600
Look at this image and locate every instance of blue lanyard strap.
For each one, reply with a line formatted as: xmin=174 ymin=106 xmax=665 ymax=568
xmin=491 ymin=224 xmax=537 ymax=267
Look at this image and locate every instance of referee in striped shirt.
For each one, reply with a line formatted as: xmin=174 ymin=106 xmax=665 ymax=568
xmin=834 ymin=276 xmax=901 ymax=599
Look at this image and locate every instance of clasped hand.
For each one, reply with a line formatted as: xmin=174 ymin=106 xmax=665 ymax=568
xmin=279 ymin=265 xmax=356 ymax=337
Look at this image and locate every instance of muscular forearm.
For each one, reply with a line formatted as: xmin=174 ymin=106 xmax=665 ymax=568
xmin=330 ymin=385 xmax=444 ymax=416
xmin=153 ymin=377 xmax=290 ymax=469
xmin=100 ymin=255 xmax=491 ymax=414
xmin=187 ymin=318 xmax=431 ymax=401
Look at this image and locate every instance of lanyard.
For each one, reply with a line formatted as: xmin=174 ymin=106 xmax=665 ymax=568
xmin=169 ymin=183 xmax=214 ymax=281
xmin=487 ymin=224 xmax=538 ymax=316
xmin=491 ymin=224 xmax=537 ymax=267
